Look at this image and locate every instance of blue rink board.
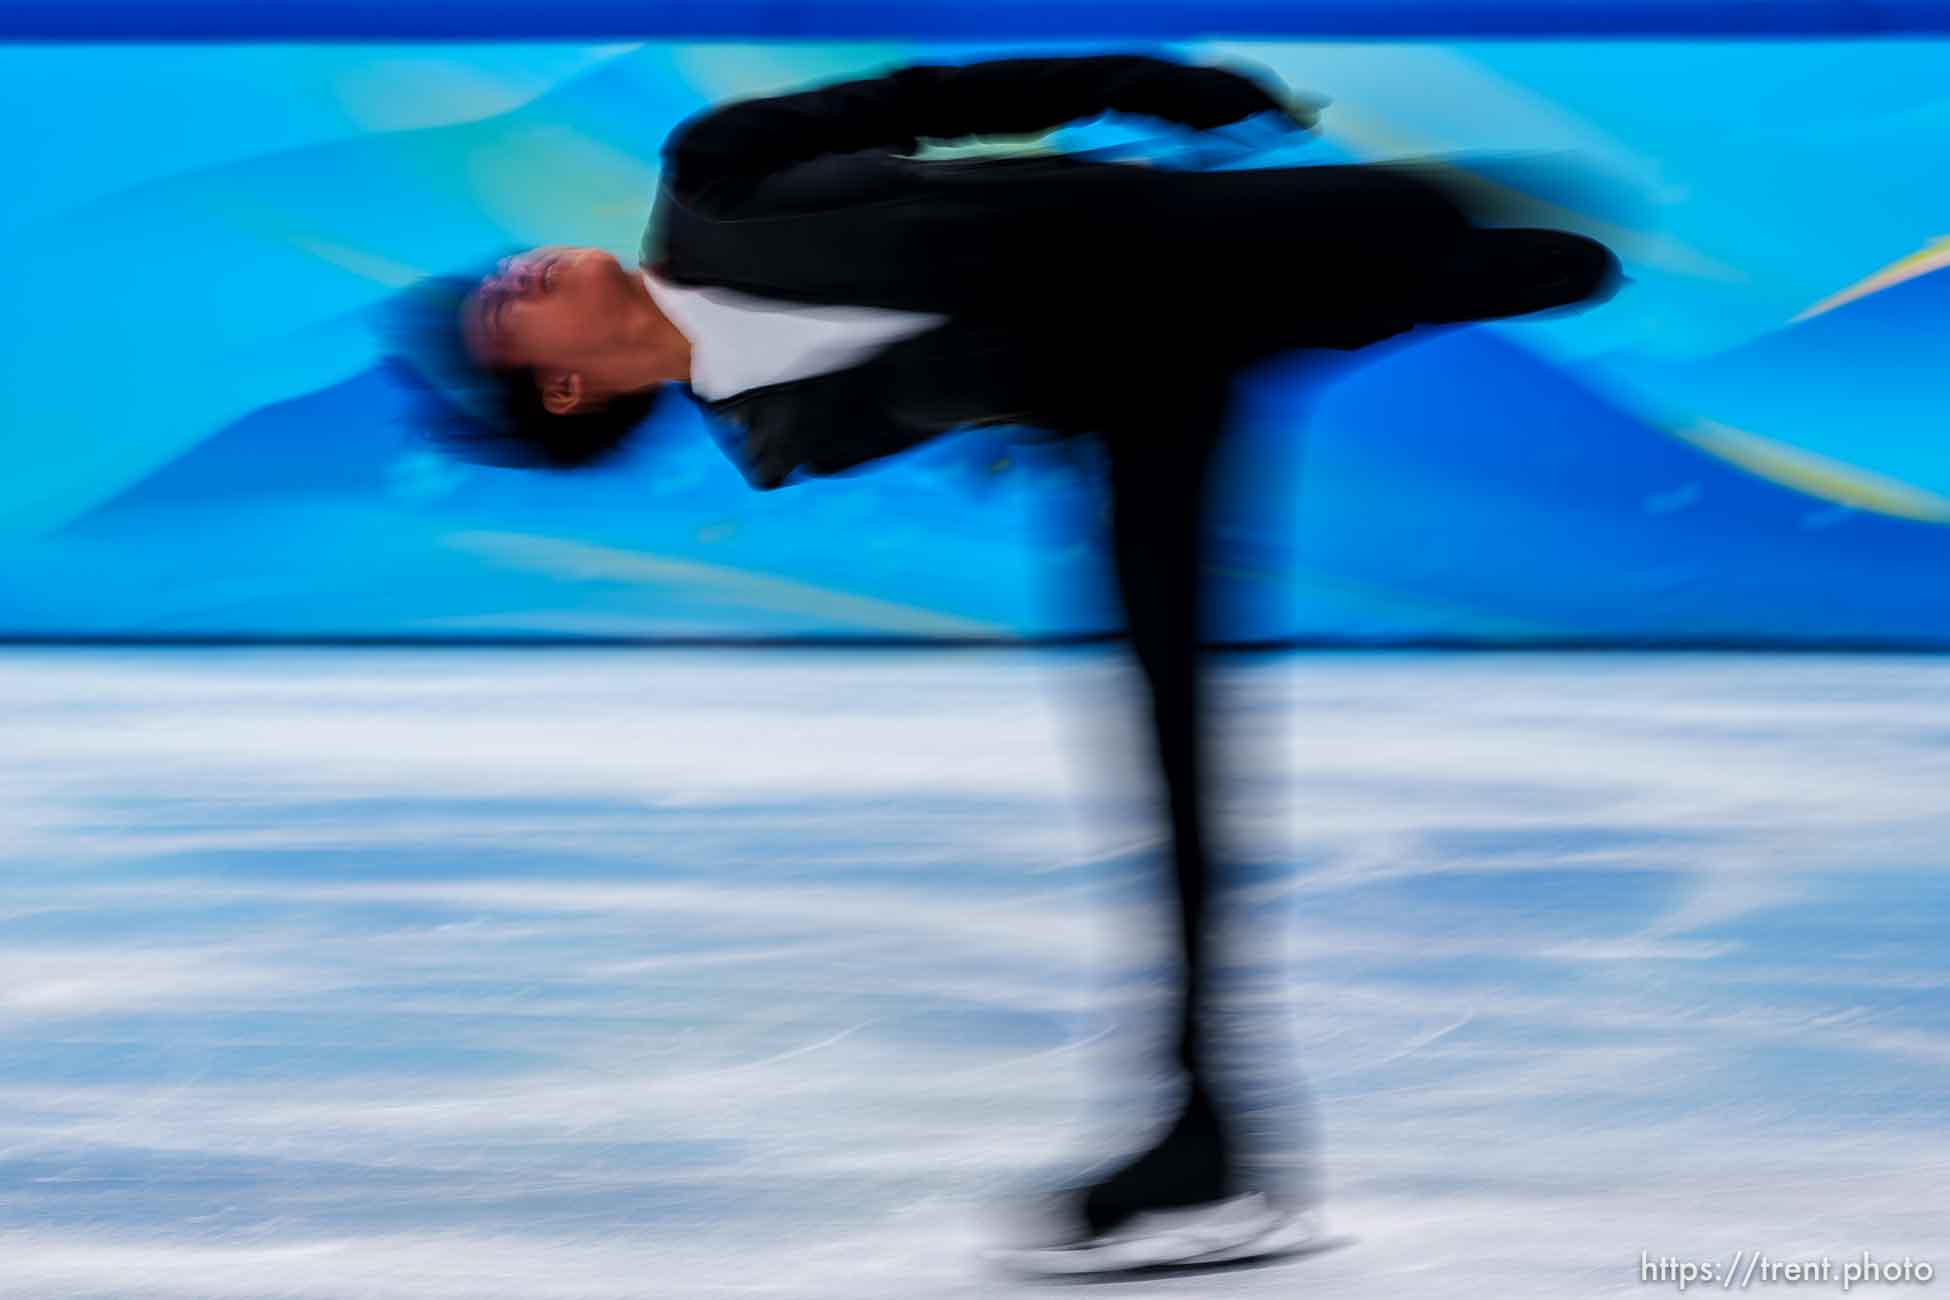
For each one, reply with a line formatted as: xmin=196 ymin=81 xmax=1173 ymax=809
xmin=1 ymin=35 xmax=1947 ymax=643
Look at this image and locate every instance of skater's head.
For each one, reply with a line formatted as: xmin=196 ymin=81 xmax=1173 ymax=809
xmin=381 ymin=245 xmax=690 ymax=470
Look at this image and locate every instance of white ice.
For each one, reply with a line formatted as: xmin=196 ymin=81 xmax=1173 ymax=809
xmin=0 ymin=649 xmax=1946 ymax=1298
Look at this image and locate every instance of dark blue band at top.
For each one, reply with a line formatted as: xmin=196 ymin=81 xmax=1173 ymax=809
xmin=5 ymin=0 xmax=1950 ymax=41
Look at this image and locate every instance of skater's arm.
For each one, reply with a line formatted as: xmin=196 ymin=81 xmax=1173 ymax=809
xmin=662 ymin=54 xmax=1296 ymax=199
xmin=718 ymin=381 xmax=948 ymax=492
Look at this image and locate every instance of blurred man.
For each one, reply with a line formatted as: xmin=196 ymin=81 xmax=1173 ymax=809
xmin=385 ymin=51 xmax=1621 ymax=1272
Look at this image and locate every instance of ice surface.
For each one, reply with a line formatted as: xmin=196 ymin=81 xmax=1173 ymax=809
xmin=0 ymin=649 xmax=1946 ymax=1298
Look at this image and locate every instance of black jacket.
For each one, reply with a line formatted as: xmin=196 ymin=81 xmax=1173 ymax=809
xmin=639 ymin=54 xmax=1427 ymax=490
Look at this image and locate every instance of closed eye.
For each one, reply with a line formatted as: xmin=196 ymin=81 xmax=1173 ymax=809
xmin=474 ymin=293 xmax=507 ymax=354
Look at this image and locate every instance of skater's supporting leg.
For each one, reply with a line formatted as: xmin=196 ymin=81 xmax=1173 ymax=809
xmin=1077 ymin=381 xmax=1238 ymax=1233
xmin=1105 ymin=385 xmax=1229 ymax=1084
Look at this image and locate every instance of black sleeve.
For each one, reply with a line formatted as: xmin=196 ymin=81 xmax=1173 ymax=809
xmin=714 ymin=376 xmax=951 ymax=492
xmin=662 ymin=53 xmax=1288 ymax=199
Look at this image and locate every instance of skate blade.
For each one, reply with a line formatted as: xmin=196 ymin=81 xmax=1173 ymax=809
xmin=985 ymin=1194 xmax=1313 ymax=1277
xmin=1174 ymin=1208 xmax=1324 ymax=1264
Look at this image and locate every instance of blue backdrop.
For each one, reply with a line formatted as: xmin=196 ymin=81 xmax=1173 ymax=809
xmin=1 ymin=30 xmax=1946 ymax=643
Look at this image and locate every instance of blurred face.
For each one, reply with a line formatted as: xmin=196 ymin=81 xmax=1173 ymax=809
xmin=459 ymin=245 xmax=643 ymax=413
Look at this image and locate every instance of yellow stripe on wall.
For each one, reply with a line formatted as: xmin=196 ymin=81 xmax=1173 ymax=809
xmin=442 ymin=530 xmax=1012 ymax=636
xmin=1670 ymin=419 xmax=1950 ymax=524
xmin=1791 ymin=236 xmax=1950 ymax=324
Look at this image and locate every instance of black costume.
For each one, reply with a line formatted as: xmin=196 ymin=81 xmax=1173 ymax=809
xmin=642 ymin=52 xmax=1620 ymax=1235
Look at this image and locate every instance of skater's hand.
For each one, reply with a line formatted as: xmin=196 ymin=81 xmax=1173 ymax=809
xmin=1275 ymin=89 xmax=1332 ymax=133
xmin=1174 ymin=60 xmax=1329 ymax=134
xmin=1176 ymin=84 xmax=1330 ymax=166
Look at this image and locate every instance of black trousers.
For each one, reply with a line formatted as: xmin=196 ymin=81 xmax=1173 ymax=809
xmin=1099 ymin=381 xmax=1232 ymax=1088
xmin=1095 ymin=207 xmax=1619 ymax=1106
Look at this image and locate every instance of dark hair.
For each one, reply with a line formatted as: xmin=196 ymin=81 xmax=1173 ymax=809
xmin=376 ymin=250 xmax=669 ymax=471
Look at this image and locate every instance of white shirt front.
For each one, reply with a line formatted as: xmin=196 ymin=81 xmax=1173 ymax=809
xmin=639 ymin=266 xmax=948 ymax=403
